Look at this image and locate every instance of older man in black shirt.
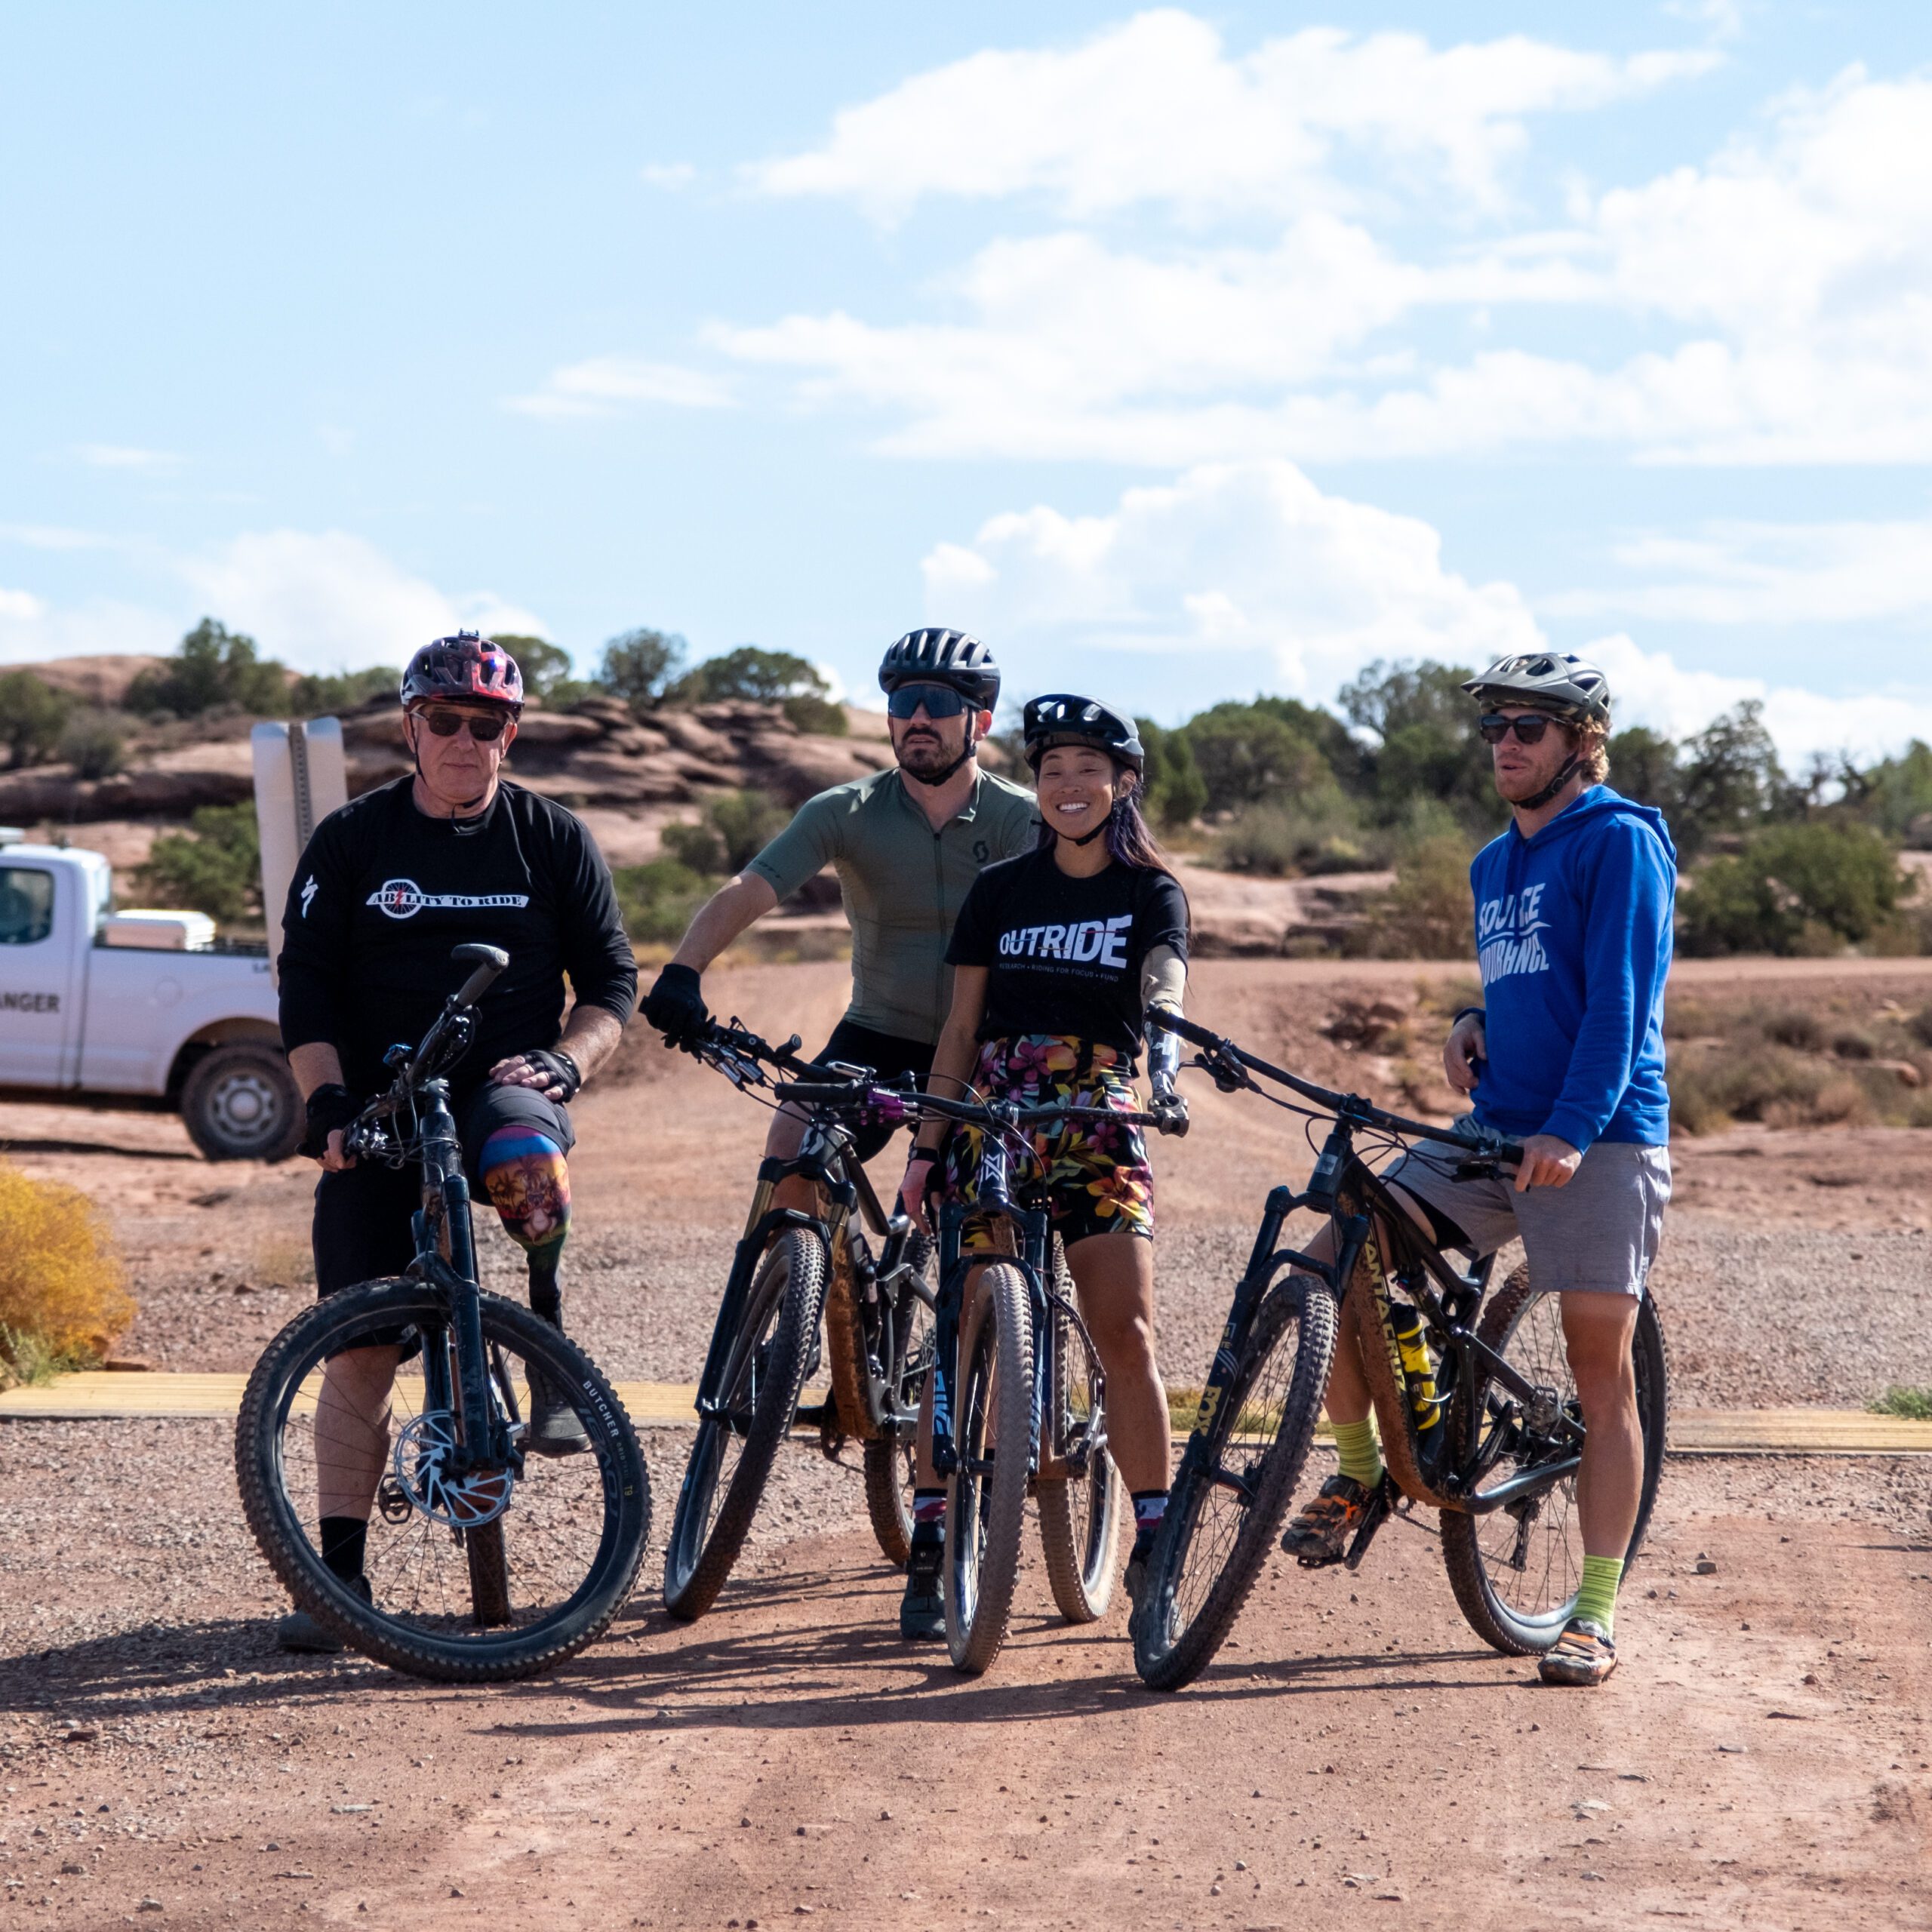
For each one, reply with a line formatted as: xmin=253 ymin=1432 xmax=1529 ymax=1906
xmin=273 ymin=633 xmax=635 ymax=1647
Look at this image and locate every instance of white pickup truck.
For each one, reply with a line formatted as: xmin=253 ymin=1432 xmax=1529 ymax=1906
xmin=0 ymin=833 xmax=301 ymax=1161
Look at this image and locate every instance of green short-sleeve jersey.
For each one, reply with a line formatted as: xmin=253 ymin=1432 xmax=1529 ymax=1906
xmin=746 ymin=767 xmax=1038 ymax=1044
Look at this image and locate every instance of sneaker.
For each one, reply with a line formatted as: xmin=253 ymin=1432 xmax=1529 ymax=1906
xmin=525 ymin=1362 xmax=592 ymax=1458
xmin=276 ymin=1574 xmax=372 ymax=1654
xmin=1280 ymin=1474 xmax=1376 ymax=1567
xmin=1539 ymin=1617 xmax=1617 ymax=1687
xmin=1124 ymin=1527 xmax=1156 ymax=1607
xmin=899 ymin=1538 xmax=946 ymax=1643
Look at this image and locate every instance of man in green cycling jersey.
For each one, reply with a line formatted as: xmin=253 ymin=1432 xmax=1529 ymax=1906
xmin=1280 ymin=651 xmax=1675 ymax=1687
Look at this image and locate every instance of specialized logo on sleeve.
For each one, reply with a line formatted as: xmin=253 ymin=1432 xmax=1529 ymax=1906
xmin=368 ymin=878 xmax=531 ymax=921
xmin=998 ymin=912 xmax=1131 ymax=968
xmin=1478 ymin=884 xmax=1549 ymax=983
xmin=300 ymin=875 xmax=318 ymax=918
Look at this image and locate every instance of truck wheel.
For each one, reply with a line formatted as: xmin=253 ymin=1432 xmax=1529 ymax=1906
xmin=181 ymin=1044 xmax=303 ymax=1163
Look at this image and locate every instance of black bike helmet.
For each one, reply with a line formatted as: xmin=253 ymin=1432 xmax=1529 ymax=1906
xmin=877 ymin=628 xmax=1000 ymax=709
xmin=1022 ymin=694 xmax=1145 ymax=774
xmin=1460 ymin=651 xmax=1610 ymax=725
xmin=400 ymin=631 xmax=525 ymax=711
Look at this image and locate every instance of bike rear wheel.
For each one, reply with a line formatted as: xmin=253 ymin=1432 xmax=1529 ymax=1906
xmin=236 ymin=1279 xmax=650 ymax=1682
xmin=1133 ymin=1278 xmax=1337 ymax=1692
xmin=664 ymin=1226 xmax=830 ymax=1620
xmin=861 ymin=1240 xmax=937 ymax=1568
xmin=943 ymin=1261 xmax=1034 ymax=1677
xmin=1440 ymin=1265 xmax=1670 ymax=1656
xmin=1036 ymin=1239 xmax=1122 ymax=1623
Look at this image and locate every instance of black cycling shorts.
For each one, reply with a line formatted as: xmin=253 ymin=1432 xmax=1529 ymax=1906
xmin=813 ymin=1018 xmax=934 ymax=1165
xmin=312 ymin=1081 xmax=575 ymax=1297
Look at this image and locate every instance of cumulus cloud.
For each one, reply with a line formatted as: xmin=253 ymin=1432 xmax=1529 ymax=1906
xmin=750 ymin=12 xmax=1715 ymax=220
xmin=921 ymin=460 xmax=1543 ymax=698
xmin=508 ymin=355 xmax=735 ymax=419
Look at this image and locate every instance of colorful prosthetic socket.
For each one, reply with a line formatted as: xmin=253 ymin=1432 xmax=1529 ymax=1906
xmin=480 ymin=1127 xmax=573 ymax=1285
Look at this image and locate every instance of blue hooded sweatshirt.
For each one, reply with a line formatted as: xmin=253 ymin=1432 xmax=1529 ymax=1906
xmin=1468 ymin=785 xmax=1676 ymax=1152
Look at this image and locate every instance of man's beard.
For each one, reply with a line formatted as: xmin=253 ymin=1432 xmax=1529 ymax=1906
xmin=896 ymin=730 xmax=968 ymax=783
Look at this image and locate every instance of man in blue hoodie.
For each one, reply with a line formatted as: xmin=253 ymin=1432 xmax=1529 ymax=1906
xmin=1281 ymin=650 xmax=1675 ymax=1687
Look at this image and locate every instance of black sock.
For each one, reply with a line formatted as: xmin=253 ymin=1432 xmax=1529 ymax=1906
xmin=1131 ymin=1490 xmax=1168 ymax=1547
xmin=318 ymin=1515 xmax=367 ymax=1584
xmin=910 ymin=1488 xmax=946 ymax=1548
xmin=528 ymin=1268 xmax=563 ymax=1330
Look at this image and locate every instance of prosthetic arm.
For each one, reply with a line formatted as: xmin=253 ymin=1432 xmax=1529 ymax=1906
xmin=1141 ymin=944 xmax=1189 ymax=1137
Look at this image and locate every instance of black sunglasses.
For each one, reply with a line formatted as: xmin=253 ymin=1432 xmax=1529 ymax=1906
xmin=414 ymin=707 xmax=509 ymax=743
xmin=886 ymin=681 xmax=974 ymax=721
xmin=1478 ymin=712 xmax=1565 ymax=746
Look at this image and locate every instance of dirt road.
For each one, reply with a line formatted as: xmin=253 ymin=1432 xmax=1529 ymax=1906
xmin=4 ymin=958 xmax=1932 ymax=1927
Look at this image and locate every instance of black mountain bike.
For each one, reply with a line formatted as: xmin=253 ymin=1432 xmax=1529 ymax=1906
xmin=235 ymin=945 xmax=652 ymax=1681
xmin=661 ymin=1022 xmax=939 ymax=1621
xmin=1132 ymin=1011 xmax=1669 ymax=1692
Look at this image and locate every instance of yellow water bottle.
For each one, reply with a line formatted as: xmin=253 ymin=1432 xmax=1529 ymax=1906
xmin=1390 ymin=1304 xmax=1443 ymax=1434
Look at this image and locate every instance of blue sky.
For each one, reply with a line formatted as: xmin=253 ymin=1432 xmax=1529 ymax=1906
xmin=4 ymin=3 xmax=1930 ymax=761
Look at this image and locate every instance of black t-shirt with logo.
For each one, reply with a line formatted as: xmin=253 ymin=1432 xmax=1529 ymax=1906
xmin=946 ymin=848 xmax=1189 ymax=1055
xmin=278 ymin=777 xmax=636 ymax=1099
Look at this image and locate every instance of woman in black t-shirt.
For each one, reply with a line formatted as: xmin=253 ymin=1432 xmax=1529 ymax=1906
xmin=896 ymin=694 xmax=1190 ymax=1638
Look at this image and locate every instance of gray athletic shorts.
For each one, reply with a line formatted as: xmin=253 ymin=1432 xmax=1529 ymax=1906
xmin=1383 ymin=1124 xmax=1670 ymax=1297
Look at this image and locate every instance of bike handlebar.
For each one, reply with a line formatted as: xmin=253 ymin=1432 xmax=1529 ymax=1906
xmin=1146 ymin=1008 xmax=1520 ymax=1164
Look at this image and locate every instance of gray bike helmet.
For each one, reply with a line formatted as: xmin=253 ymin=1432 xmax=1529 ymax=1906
xmin=1460 ymin=651 xmax=1611 ymax=725
xmin=878 ymin=628 xmax=1001 ymax=709
xmin=1022 ymin=694 xmax=1145 ymax=774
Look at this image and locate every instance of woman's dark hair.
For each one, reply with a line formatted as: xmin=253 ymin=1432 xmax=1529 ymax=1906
xmin=1035 ymin=761 xmax=1180 ymax=880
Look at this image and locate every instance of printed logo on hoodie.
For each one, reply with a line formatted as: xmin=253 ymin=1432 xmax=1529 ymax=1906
xmin=1477 ymin=882 xmax=1550 ymax=984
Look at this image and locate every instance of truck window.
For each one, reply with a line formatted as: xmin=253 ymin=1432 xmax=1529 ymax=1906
xmin=0 ymin=867 xmax=54 ymax=946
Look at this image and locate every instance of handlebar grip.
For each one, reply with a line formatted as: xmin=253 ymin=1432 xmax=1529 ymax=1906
xmin=450 ymin=943 xmax=510 ymax=1009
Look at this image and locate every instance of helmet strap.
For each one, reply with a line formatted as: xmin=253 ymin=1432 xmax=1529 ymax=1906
xmin=405 ymin=714 xmax=494 ymax=820
xmin=1517 ymin=753 xmax=1582 ymax=813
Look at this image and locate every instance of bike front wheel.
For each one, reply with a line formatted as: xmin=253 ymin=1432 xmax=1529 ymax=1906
xmin=236 ymin=1279 xmax=651 ymax=1683
xmin=1439 ymin=1266 xmax=1670 ymax=1656
xmin=663 ymin=1225 xmax=830 ymax=1621
xmin=1133 ymin=1278 xmax=1337 ymax=1692
xmin=943 ymin=1261 xmax=1035 ymax=1677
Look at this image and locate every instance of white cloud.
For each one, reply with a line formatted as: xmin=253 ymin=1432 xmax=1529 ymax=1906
xmin=921 ymin=460 xmax=1543 ymax=698
xmin=74 ymin=443 xmax=182 ymax=471
xmin=640 ymin=162 xmax=696 ymax=189
xmin=1549 ymin=513 xmax=1932 ymax=626
xmin=750 ymin=12 xmax=1715 ymax=220
xmin=508 ymin=355 xmax=735 ymax=419
xmin=0 ymin=589 xmax=46 ymax=621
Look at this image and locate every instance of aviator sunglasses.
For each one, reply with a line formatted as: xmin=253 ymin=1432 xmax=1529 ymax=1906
xmin=1478 ymin=712 xmax=1565 ymax=746
xmin=413 ymin=706 xmax=510 ymax=743
xmin=886 ymin=681 xmax=976 ymax=721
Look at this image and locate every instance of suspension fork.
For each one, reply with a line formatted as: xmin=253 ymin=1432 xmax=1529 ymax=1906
xmin=415 ymin=1081 xmax=503 ymax=1472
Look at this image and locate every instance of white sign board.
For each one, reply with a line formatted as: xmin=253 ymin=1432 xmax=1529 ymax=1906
xmin=251 ymin=718 xmax=349 ymax=985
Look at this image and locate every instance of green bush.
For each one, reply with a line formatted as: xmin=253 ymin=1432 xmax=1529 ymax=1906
xmin=0 ymin=671 xmax=71 ymax=768
xmin=1214 ymin=795 xmax=1371 ymax=876
xmin=1184 ymin=703 xmax=1336 ymax=814
xmin=288 ymin=666 xmax=395 ymax=715
xmin=782 ymin=694 xmax=848 ymax=737
xmin=58 ymin=709 xmax=127 ymax=780
xmin=597 ymin=628 xmax=688 ymax=712
xmin=1137 ymin=718 xmax=1208 ymax=830
xmin=1678 ymin=821 xmax=1906 ymax=955
xmin=136 ymin=803 xmax=262 ymax=924
xmin=1667 ymin=1043 xmax=1864 ymax=1134
xmin=1358 ymin=832 xmax=1475 ymax=958
xmin=612 ymin=857 xmax=713 ymax=945
xmin=1869 ymin=1386 xmax=1932 ymax=1420
xmin=661 ymin=789 xmax=789 ymax=876
xmin=126 ymin=618 xmax=290 ymax=718
xmin=676 ymin=646 xmax=830 ymax=706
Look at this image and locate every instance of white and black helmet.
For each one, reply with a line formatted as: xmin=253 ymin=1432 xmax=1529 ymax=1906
xmin=1460 ymin=651 xmax=1611 ymax=725
xmin=878 ymin=628 xmax=1001 ymax=709
xmin=1022 ymin=694 xmax=1145 ymax=774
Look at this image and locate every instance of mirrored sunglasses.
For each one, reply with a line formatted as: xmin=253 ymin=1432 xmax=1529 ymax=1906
xmin=1478 ymin=712 xmax=1560 ymax=746
xmin=417 ymin=707 xmax=509 ymax=742
xmin=886 ymin=681 xmax=974 ymax=720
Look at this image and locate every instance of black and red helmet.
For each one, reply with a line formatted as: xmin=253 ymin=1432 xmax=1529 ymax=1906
xmin=400 ymin=631 xmax=525 ymax=711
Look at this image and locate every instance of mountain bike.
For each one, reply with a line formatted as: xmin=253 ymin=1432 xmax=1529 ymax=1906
xmin=235 ymin=944 xmax=652 ymax=1681
xmin=661 ymin=1022 xmax=940 ymax=1620
xmin=1131 ymin=1010 xmax=1669 ymax=1692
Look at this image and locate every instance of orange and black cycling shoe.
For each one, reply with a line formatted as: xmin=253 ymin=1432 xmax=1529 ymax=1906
xmin=1279 ymin=1474 xmax=1377 ymax=1567
xmin=1539 ymin=1617 xmax=1617 ymax=1687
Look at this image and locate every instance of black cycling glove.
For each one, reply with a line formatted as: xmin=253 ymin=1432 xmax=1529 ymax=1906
xmin=517 ymin=1049 xmax=583 ymax=1103
xmin=643 ymin=962 xmax=710 ymax=1044
xmin=299 ymin=1083 xmax=362 ymax=1159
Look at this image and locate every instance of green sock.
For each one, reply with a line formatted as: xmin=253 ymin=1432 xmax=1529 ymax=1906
xmin=1333 ymin=1417 xmax=1384 ymax=1491
xmin=1576 ymin=1554 xmax=1624 ymax=1635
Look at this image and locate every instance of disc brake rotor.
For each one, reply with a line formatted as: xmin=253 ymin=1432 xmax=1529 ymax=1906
xmin=391 ymin=1411 xmax=513 ymax=1527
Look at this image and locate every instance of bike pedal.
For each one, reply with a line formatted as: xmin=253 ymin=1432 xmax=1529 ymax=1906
xmin=1341 ymin=1478 xmax=1395 ymax=1573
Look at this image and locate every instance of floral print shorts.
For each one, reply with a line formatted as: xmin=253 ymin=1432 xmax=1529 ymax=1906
xmin=943 ymin=1035 xmax=1155 ymax=1251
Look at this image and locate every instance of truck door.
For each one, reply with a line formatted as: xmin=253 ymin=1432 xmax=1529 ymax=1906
xmin=0 ymin=858 xmax=78 ymax=1086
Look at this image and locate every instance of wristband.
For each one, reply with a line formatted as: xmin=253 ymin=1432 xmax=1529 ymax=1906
xmin=300 ymin=1083 xmax=361 ymax=1158
xmin=521 ymin=1048 xmax=583 ymax=1102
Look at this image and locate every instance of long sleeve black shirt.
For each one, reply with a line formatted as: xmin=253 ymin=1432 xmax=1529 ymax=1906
xmin=278 ymin=777 xmax=636 ymax=1099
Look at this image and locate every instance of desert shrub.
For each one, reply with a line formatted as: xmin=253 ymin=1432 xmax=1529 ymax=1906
xmin=57 ymin=709 xmax=127 ymax=779
xmin=782 ymin=694 xmax=848 ymax=737
xmin=1357 ymin=833 xmax=1475 ymax=959
xmin=661 ymin=789 xmax=789 ymax=877
xmin=597 ymin=627 xmax=688 ymax=712
xmin=1184 ymin=703 xmax=1336 ymax=814
xmin=288 ymin=666 xmax=395 ymax=715
xmin=1759 ymin=1007 xmax=1824 ymax=1051
xmin=1137 ymin=718 xmax=1208 ymax=831
xmin=137 ymin=802 xmax=262 ymax=924
xmin=0 ymin=671 xmax=72 ymax=768
xmin=676 ymin=646 xmax=829 ymax=706
xmin=1214 ymin=795 xmax=1372 ymax=876
xmin=1678 ymin=822 xmax=1906 ymax=955
xmin=1832 ymin=1027 xmax=1877 ymax=1060
xmin=1667 ymin=1044 xmax=1866 ymax=1135
xmin=127 ymin=618 xmax=289 ymax=718
xmin=0 ymin=1164 xmax=134 ymax=1383
xmin=611 ymin=857 xmax=712 ymax=946
xmin=1869 ymin=1385 xmax=1932 ymax=1420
